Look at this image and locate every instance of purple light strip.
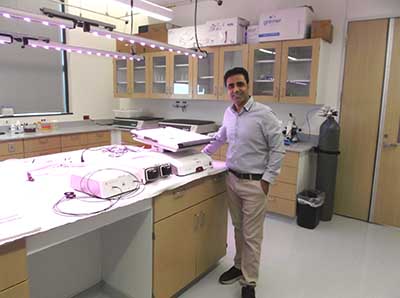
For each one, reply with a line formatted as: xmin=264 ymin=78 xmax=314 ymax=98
xmin=90 ymin=27 xmax=207 ymax=59
xmin=27 ymin=40 xmax=144 ymax=61
xmin=0 ymin=6 xmax=74 ymax=30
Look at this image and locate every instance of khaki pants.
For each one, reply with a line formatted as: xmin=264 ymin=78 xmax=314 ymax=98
xmin=226 ymin=172 xmax=267 ymax=286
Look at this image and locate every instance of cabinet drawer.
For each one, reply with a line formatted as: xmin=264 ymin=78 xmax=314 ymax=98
xmin=23 ymin=136 xmax=61 ymax=153
xmin=269 ymin=181 xmax=297 ymax=201
xmin=0 ymin=281 xmax=29 ymax=298
xmin=87 ymin=131 xmax=110 ymax=145
xmin=0 ymin=153 xmax=24 ymax=161
xmin=24 ymin=148 xmax=61 ymax=158
xmin=282 ymin=152 xmax=299 ymax=168
xmin=0 ymin=240 xmax=28 ymax=292
xmin=122 ymin=132 xmax=151 ymax=147
xmin=61 ymin=133 xmax=88 ymax=148
xmin=0 ymin=141 xmax=24 ymax=156
xmin=154 ymin=174 xmax=226 ymax=223
xmin=276 ymin=166 xmax=298 ymax=184
xmin=266 ymin=196 xmax=296 ymax=217
xmin=62 ymin=145 xmax=88 ymax=152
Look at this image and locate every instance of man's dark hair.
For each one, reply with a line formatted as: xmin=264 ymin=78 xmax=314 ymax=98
xmin=224 ymin=67 xmax=249 ymax=87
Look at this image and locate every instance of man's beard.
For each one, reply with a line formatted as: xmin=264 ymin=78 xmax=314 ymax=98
xmin=231 ymin=93 xmax=248 ymax=105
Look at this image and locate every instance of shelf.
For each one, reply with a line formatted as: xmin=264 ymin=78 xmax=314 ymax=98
xmin=175 ymin=80 xmax=189 ymax=83
xmin=288 ymin=58 xmax=312 ymax=62
xmin=134 ymin=66 xmax=145 ymax=70
xmin=117 ymin=82 xmax=128 ymax=84
xmin=154 ymin=65 xmax=166 ymax=69
xmin=175 ymin=64 xmax=189 ymax=67
xmin=286 ymin=80 xmax=310 ymax=86
xmin=255 ymin=60 xmax=275 ymax=64
xmin=117 ymin=67 xmax=127 ymax=70
xmin=154 ymin=81 xmax=166 ymax=83
xmin=199 ymin=76 xmax=214 ymax=79
xmin=134 ymin=81 xmax=146 ymax=84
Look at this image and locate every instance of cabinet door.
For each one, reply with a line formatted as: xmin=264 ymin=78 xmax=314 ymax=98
xmin=195 ymin=193 xmax=228 ymax=277
xmin=153 ymin=206 xmax=197 ymax=298
xmin=113 ymin=58 xmax=132 ymax=97
xmin=219 ymin=45 xmax=249 ymax=100
xmin=193 ymin=47 xmax=219 ymax=100
xmin=170 ymin=53 xmax=194 ymax=99
xmin=249 ymin=42 xmax=281 ymax=102
xmin=131 ymin=54 xmax=149 ymax=98
xmin=149 ymin=52 xmax=170 ymax=98
xmin=0 ymin=281 xmax=30 ymax=298
xmin=280 ymin=39 xmax=320 ymax=104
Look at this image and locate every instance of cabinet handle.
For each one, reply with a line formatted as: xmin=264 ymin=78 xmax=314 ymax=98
xmin=194 ymin=213 xmax=200 ymax=231
xmin=383 ymin=143 xmax=399 ymax=148
xmin=199 ymin=211 xmax=206 ymax=228
xmin=8 ymin=143 xmax=16 ymax=153
xmin=173 ymin=190 xmax=184 ymax=199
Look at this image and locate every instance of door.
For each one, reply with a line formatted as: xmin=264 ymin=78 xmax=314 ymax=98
xmin=153 ymin=206 xmax=197 ymax=298
xmin=249 ymin=42 xmax=281 ymax=103
xmin=149 ymin=52 xmax=170 ymax=99
xmin=280 ymin=38 xmax=320 ymax=104
xmin=193 ymin=47 xmax=219 ymax=100
xmin=113 ymin=58 xmax=131 ymax=97
xmin=170 ymin=53 xmax=194 ymax=99
xmin=334 ymin=19 xmax=389 ymax=220
xmin=219 ymin=45 xmax=249 ymax=100
xmin=195 ymin=193 xmax=228 ymax=276
xmin=131 ymin=54 xmax=149 ymax=98
xmin=373 ymin=18 xmax=400 ymax=227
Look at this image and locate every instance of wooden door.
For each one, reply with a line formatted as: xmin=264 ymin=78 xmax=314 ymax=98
xmin=195 ymin=193 xmax=228 ymax=277
xmin=280 ymin=38 xmax=320 ymax=104
xmin=193 ymin=47 xmax=219 ymax=100
xmin=170 ymin=53 xmax=194 ymax=99
xmin=248 ymin=42 xmax=281 ymax=103
xmin=153 ymin=206 xmax=197 ymax=298
xmin=149 ymin=52 xmax=171 ymax=99
xmin=335 ymin=19 xmax=389 ymax=220
xmin=373 ymin=18 xmax=400 ymax=227
xmin=218 ymin=45 xmax=249 ymax=100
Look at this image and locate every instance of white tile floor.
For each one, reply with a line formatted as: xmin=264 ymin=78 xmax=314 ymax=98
xmin=179 ymin=214 xmax=400 ymax=298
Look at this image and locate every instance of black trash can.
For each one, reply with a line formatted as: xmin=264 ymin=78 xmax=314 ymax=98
xmin=296 ymin=190 xmax=325 ymax=229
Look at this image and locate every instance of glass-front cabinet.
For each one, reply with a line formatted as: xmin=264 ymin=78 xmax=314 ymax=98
xmin=113 ymin=59 xmax=131 ymax=97
xmin=280 ymin=39 xmax=320 ymax=104
xmin=249 ymin=42 xmax=282 ymax=103
xmin=193 ymin=48 xmax=219 ymax=100
xmin=218 ymin=45 xmax=248 ymax=100
xmin=170 ymin=53 xmax=193 ymax=99
xmin=131 ymin=55 xmax=148 ymax=98
xmin=149 ymin=52 xmax=170 ymax=98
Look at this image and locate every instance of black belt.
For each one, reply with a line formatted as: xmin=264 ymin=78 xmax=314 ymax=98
xmin=228 ymin=169 xmax=263 ymax=181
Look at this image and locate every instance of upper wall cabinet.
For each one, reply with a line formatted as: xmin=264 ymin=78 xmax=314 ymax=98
xmin=249 ymin=38 xmax=328 ymax=104
xmin=113 ymin=39 xmax=328 ymax=104
xmin=192 ymin=45 xmax=249 ymax=100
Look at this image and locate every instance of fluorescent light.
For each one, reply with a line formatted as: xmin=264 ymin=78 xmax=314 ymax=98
xmin=114 ymin=0 xmax=173 ymax=22
xmin=0 ymin=6 xmax=75 ymax=29
xmin=0 ymin=35 xmax=12 ymax=45
xmin=26 ymin=39 xmax=143 ymax=61
xmin=89 ymin=27 xmax=207 ymax=59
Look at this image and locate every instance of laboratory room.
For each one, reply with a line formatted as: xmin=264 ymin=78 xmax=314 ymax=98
xmin=1 ymin=0 xmax=400 ymax=297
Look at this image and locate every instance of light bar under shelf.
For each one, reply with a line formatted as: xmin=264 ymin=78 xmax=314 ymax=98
xmin=26 ymin=39 xmax=144 ymax=61
xmin=89 ymin=27 xmax=207 ymax=59
xmin=0 ymin=6 xmax=75 ymax=29
xmin=0 ymin=34 xmax=12 ymax=44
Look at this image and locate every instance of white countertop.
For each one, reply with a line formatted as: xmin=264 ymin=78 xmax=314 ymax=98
xmin=0 ymin=146 xmax=226 ymax=248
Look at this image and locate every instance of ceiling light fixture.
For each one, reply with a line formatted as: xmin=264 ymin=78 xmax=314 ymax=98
xmin=88 ymin=27 xmax=206 ymax=59
xmin=113 ymin=0 xmax=173 ymax=22
xmin=26 ymin=39 xmax=144 ymax=60
xmin=0 ymin=6 xmax=75 ymax=30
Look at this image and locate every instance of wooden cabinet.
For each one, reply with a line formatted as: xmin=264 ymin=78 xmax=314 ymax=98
xmin=153 ymin=174 xmax=228 ymax=298
xmin=23 ymin=136 xmax=61 ymax=158
xmin=267 ymin=151 xmax=315 ymax=217
xmin=149 ymin=52 xmax=171 ymax=98
xmin=121 ymin=131 xmax=149 ymax=147
xmin=192 ymin=45 xmax=249 ymax=100
xmin=86 ymin=131 xmax=111 ymax=146
xmin=0 ymin=140 xmax=24 ymax=161
xmin=249 ymin=38 xmax=328 ymax=104
xmin=113 ymin=58 xmax=131 ymax=98
xmin=0 ymin=240 xmax=29 ymax=297
xmin=61 ymin=133 xmax=88 ymax=152
xmin=131 ymin=55 xmax=150 ymax=98
xmin=170 ymin=52 xmax=194 ymax=99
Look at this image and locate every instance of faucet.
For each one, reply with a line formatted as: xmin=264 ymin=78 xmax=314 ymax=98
xmin=172 ymin=101 xmax=188 ymax=112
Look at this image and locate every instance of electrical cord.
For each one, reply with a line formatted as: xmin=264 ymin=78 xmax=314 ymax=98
xmin=194 ymin=0 xmax=207 ymax=56
xmin=53 ymin=168 xmax=143 ymax=217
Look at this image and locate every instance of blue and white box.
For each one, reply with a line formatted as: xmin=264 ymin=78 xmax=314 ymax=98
xmin=258 ymin=7 xmax=315 ymax=42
